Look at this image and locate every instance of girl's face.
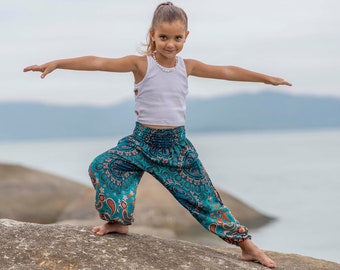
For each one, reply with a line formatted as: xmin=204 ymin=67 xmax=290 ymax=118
xmin=150 ymin=20 xmax=189 ymax=60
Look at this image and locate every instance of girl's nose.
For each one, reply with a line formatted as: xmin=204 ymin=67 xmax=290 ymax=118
xmin=166 ymin=42 xmax=175 ymax=49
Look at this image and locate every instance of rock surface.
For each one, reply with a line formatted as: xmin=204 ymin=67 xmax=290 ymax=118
xmin=1 ymin=219 xmax=339 ymax=270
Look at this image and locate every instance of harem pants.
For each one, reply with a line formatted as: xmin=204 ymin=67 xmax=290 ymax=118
xmin=89 ymin=122 xmax=250 ymax=245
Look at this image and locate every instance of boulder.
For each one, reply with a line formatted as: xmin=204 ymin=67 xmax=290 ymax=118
xmin=1 ymin=219 xmax=339 ymax=270
xmin=0 ymin=163 xmax=87 ymax=223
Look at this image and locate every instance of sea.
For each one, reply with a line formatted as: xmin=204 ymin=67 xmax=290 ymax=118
xmin=1 ymin=129 xmax=339 ymax=264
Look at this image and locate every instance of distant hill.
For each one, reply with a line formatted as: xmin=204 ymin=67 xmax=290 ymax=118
xmin=1 ymin=91 xmax=340 ymax=141
xmin=186 ymin=91 xmax=340 ymax=133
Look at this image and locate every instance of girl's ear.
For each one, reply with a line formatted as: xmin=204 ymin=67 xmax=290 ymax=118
xmin=149 ymin=29 xmax=155 ymax=41
xmin=184 ymin=31 xmax=190 ymax=41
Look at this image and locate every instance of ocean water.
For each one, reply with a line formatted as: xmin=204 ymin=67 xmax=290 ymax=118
xmin=0 ymin=129 xmax=339 ymax=263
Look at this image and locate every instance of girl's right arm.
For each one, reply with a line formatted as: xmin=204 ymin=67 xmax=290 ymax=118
xmin=23 ymin=56 xmax=141 ymax=79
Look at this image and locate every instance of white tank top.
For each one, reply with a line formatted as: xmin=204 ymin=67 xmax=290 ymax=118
xmin=134 ymin=55 xmax=188 ymax=126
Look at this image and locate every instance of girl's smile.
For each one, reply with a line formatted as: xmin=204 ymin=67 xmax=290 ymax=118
xmin=150 ymin=20 xmax=189 ymax=67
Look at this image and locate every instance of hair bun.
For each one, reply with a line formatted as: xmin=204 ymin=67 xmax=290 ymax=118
xmin=163 ymin=2 xmax=173 ymax=6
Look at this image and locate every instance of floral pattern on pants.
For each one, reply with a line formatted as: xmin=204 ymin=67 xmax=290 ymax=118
xmin=89 ymin=122 xmax=251 ymax=245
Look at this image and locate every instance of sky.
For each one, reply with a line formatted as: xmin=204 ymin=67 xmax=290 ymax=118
xmin=1 ymin=0 xmax=340 ymax=105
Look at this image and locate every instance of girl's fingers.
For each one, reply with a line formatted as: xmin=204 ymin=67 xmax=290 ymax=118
xmin=270 ymin=77 xmax=292 ymax=87
xmin=23 ymin=65 xmax=35 ymax=72
xmin=278 ymin=79 xmax=292 ymax=86
xmin=23 ymin=65 xmax=43 ymax=72
xmin=41 ymin=67 xmax=52 ymax=78
xmin=23 ymin=64 xmax=52 ymax=79
xmin=41 ymin=71 xmax=48 ymax=78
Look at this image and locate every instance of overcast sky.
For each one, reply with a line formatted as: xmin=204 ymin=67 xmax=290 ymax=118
xmin=1 ymin=0 xmax=339 ymax=105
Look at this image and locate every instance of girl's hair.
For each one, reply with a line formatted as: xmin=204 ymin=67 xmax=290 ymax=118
xmin=144 ymin=2 xmax=188 ymax=55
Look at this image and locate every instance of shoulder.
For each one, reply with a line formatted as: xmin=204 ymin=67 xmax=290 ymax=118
xmin=95 ymin=55 xmax=147 ymax=73
xmin=183 ymin=58 xmax=208 ymax=76
xmin=128 ymin=54 xmax=147 ymax=62
xmin=114 ymin=55 xmax=147 ymax=66
xmin=119 ymin=55 xmax=147 ymax=75
xmin=131 ymin=55 xmax=147 ymax=70
xmin=122 ymin=55 xmax=146 ymax=66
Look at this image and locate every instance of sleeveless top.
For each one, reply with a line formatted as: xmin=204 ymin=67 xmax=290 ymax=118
xmin=134 ymin=55 xmax=188 ymax=126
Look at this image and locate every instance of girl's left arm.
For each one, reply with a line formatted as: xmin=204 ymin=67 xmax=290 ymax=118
xmin=185 ymin=59 xmax=292 ymax=86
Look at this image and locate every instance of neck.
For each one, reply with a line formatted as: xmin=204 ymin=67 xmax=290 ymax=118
xmin=153 ymin=52 xmax=177 ymax=68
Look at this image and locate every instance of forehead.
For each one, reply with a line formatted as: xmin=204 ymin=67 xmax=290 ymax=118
xmin=154 ymin=20 xmax=187 ymax=35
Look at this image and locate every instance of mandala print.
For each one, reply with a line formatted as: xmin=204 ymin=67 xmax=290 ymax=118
xmin=89 ymin=122 xmax=251 ymax=245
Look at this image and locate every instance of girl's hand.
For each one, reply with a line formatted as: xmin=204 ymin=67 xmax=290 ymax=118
xmin=23 ymin=61 xmax=57 ymax=79
xmin=266 ymin=76 xmax=292 ymax=86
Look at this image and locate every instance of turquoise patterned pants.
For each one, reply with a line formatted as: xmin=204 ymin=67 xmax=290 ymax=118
xmin=89 ymin=122 xmax=250 ymax=245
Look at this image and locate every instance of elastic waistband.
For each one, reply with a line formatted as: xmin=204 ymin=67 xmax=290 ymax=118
xmin=133 ymin=122 xmax=186 ymax=144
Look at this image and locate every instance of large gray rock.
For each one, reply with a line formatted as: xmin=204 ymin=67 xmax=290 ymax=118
xmin=1 ymin=219 xmax=339 ymax=270
xmin=0 ymin=164 xmax=87 ymax=223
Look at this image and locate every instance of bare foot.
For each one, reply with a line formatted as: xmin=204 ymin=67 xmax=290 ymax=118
xmin=91 ymin=222 xmax=129 ymax=236
xmin=239 ymin=239 xmax=277 ymax=268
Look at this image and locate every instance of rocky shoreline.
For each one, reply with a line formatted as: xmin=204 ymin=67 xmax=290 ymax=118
xmin=1 ymin=163 xmax=338 ymax=269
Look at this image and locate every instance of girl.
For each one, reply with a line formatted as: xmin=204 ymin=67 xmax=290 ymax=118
xmin=24 ymin=2 xmax=291 ymax=268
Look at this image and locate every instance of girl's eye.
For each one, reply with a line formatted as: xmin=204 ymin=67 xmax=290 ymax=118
xmin=160 ymin=35 xmax=167 ymax=40
xmin=175 ymin=36 xmax=183 ymax=41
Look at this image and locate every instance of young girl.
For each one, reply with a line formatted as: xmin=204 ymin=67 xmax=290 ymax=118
xmin=24 ymin=2 xmax=291 ymax=268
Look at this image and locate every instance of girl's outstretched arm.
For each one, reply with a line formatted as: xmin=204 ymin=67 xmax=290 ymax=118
xmin=23 ymin=56 xmax=140 ymax=79
xmin=185 ymin=59 xmax=292 ymax=86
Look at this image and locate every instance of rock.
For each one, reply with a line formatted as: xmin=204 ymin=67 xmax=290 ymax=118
xmin=1 ymin=219 xmax=339 ymax=270
xmin=0 ymin=164 xmax=87 ymax=223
